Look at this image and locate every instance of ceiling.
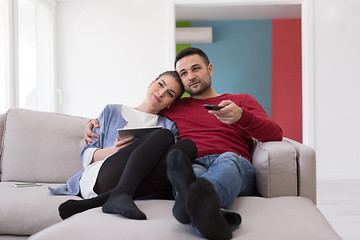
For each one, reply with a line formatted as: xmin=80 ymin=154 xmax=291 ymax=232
xmin=175 ymin=4 xmax=301 ymax=21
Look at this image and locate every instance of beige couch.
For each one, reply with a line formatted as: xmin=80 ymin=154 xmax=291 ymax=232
xmin=0 ymin=108 xmax=341 ymax=240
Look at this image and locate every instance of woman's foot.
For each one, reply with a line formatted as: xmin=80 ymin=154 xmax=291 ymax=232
xmin=58 ymin=199 xmax=96 ymax=220
xmin=102 ymin=194 xmax=146 ymax=220
xmin=58 ymin=192 xmax=110 ymax=220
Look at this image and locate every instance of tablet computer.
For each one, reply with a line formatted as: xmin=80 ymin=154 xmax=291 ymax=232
xmin=117 ymin=126 xmax=163 ymax=139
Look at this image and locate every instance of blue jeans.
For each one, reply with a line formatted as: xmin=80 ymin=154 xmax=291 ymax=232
xmin=193 ymin=152 xmax=256 ymax=207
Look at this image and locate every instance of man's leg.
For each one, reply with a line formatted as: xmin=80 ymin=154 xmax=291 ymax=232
xmin=166 ymin=149 xmax=196 ymax=224
xmin=167 ymin=151 xmax=233 ymax=240
xmin=197 ymin=152 xmax=256 ymax=207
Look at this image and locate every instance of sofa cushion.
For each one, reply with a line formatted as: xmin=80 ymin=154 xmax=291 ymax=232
xmin=0 ymin=182 xmax=81 ymax=236
xmin=29 ymin=196 xmax=341 ymax=240
xmin=0 ymin=236 xmax=28 ymax=240
xmin=252 ymin=140 xmax=298 ymax=198
xmin=0 ymin=108 xmax=89 ymax=182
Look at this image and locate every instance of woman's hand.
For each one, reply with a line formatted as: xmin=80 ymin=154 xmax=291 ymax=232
xmin=83 ymin=119 xmax=100 ymax=145
xmin=92 ymin=136 xmax=135 ymax=163
xmin=113 ymin=136 xmax=136 ymax=152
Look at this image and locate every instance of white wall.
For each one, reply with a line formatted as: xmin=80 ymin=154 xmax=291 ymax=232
xmin=56 ymin=0 xmax=360 ymax=179
xmin=56 ymin=0 xmax=172 ymax=118
xmin=314 ymin=0 xmax=360 ymax=179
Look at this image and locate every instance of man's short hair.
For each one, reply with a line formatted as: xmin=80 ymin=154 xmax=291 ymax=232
xmin=174 ymin=47 xmax=210 ymax=69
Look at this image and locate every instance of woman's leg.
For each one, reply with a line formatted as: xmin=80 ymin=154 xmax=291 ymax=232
xmin=58 ymin=190 xmax=111 ymax=219
xmin=101 ymin=129 xmax=176 ymax=219
xmin=58 ymin=138 xmax=144 ymax=220
xmin=100 ymin=135 xmax=197 ymax=220
xmin=133 ymin=138 xmax=197 ymax=200
xmin=59 ymin=129 xmax=171 ymax=219
xmin=59 ymin=130 xmax=198 ymax=220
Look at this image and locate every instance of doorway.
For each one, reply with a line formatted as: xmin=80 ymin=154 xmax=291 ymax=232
xmin=168 ymin=0 xmax=314 ymax=147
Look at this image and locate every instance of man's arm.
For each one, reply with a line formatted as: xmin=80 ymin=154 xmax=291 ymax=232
xmin=83 ymin=119 xmax=100 ymax=145
xmin=208 ymin=100 xmax=242 ymax=125
xmin=82 ymin=114 xmax=135 ymax=163
xmin=208 ymin=97 xmax=283 ymax=142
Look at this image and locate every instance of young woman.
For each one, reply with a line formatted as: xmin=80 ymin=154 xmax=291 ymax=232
xmin=50 ymin=71 xmax=197 ymax=220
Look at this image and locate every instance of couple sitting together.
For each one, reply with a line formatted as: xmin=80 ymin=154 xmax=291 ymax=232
xmin=50 ymin=47 xmax=283 ymax=240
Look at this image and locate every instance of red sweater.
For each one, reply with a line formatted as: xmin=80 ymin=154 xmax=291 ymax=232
xmin=161 ymin=94 xmax=283 ymax=161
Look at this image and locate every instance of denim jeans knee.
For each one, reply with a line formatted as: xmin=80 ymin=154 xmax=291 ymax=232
xmin=196 ymin=152 xmax=256 ymax=207
xmin=192 ymin=163 xmax=207 ymax=178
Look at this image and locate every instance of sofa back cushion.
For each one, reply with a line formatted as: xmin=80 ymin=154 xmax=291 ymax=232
xmin=0 ymin=108 xmax=89 ymax=182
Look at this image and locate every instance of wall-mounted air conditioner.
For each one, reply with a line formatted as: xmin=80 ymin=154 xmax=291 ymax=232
xmin=175 ymin=27 xmax=213 ymax=44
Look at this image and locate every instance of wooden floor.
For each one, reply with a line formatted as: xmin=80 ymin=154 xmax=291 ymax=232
xmin=317 ymin=179 xmax=360 ymax=240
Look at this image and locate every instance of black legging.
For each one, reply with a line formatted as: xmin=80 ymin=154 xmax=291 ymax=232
xmin=58 ymin=128 xmax=197 ymax=220
xmin=93 ymin=128 xmax=197 ymax=200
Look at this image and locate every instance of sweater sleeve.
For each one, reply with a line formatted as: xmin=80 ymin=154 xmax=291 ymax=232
xmin=236 ymin=95 xmax=283 ymax=142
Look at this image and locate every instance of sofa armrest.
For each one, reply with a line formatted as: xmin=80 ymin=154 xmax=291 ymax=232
xmin=252 ymin=138 xmax=317 ymax=205
xmin=0 ymin=112 xmax=5 ymax=177
xmin=283 ymin=137 xmax=317 ymax=204
xmin=252 ymin=140 xmax=298 ymax=199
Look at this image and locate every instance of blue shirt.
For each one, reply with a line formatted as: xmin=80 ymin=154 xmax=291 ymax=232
xmin=49 ymin=104 xmax=179 ymax=196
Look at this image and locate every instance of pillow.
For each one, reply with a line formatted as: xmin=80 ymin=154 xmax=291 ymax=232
xmin=1 ymin=108 xmax=89 ymax=183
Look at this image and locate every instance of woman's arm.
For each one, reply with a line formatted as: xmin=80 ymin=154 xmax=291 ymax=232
xmin=81 ymin=104 xmax=128 ymax=166
xmin=92 ymin=136 xmax=135 ymax=162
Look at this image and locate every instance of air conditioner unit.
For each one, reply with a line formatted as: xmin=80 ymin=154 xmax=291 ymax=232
xmin=175 ymin=27 xmax=213 ymax=44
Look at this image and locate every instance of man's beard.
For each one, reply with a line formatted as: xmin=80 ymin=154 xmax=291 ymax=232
xmin=185 ymin=80 xmax=211 ymax=96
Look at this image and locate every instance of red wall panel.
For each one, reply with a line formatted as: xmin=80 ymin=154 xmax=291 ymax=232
xmin=271 ymin=19 xmax=302 ymax=142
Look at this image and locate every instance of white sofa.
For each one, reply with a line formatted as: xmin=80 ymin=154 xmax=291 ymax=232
xmin=0 ymin=108 xmax=341 ymax=239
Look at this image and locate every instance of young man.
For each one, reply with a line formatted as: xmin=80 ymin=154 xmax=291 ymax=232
xmin=161 ymin=47 xmax=283 ymax=239
xmin=84 ymin=47 xmax=283 ymax=239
